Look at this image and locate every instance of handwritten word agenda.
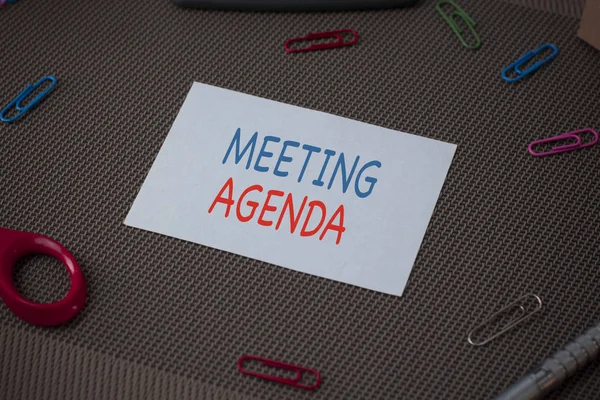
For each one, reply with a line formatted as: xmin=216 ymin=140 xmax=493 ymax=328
xmin=208 ymin=128 xmax=382 ymax=245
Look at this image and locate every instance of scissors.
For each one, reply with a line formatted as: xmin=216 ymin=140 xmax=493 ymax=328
xmin=0 ymin=227 xmax=86 ymax=326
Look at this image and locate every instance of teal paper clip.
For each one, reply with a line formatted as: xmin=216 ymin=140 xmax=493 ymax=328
xmin=501 ymin=44 xmax=559 ymax=82
xmin=436 ymin=0 xmax=481 ymax=50
xmin=0 ymin=76 xmax=57 ymax=123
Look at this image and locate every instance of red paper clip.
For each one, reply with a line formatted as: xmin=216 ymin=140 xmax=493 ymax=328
xmin=238 ymin=355 xmax=321 ymax=390
xmin=528 ymin=128 xmax=598 ymax=157
xmin=285 ymin=29 xmax=359 ymax=53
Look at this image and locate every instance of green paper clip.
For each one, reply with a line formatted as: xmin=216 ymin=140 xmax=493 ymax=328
xmin=435 ymin=0 xmax=481 ymax=50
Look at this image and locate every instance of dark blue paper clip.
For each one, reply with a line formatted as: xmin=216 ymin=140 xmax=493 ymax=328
xmin=0 ymin=76 xmax=57 ymax=123
xmin=501 ymin=44 xmax=559 ymax=82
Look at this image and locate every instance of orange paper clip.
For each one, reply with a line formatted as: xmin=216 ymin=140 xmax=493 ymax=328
xmin=238 ymin=355 xmax=321 ymax=390
xmin=285 ymin=29 xmax=359 ymax=53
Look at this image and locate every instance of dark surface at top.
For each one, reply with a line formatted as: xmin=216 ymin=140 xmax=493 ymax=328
xmin=0 ymin=0 xmax=599 ymax=399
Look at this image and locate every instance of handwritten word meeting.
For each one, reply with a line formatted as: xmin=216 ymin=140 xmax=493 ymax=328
xmin=208 ymin=128 xmax=382 ymax=245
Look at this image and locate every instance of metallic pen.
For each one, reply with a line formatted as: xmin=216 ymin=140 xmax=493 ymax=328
xmin=495 ymin=322 xmax=600 ymax=400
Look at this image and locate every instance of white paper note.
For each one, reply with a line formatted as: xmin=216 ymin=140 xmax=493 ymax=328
xmin=125 ymin=83 xmax=456 ymax=296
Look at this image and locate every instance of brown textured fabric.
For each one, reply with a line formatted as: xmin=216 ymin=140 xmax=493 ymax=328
xmin=502 ymin=0 xmax=585 ymax=18
xmin=1 ymin=0 xmax=599 ymax=399
xmin=0 ymin=325 xmax=259 ymax=400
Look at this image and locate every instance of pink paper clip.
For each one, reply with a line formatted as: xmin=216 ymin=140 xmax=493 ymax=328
xmin=528 ymin=128 xmax=599 ymax=157
xmin=238 ymin=355 xmax=321 ymax=390
xmin=285 ymin=29 xmax=358 ymax=53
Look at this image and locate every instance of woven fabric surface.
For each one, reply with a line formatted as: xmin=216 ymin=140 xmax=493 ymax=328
xmin=1 ymin=325 xmax=259 ymax=400
xmin=1 ymin=0 xmax=599 ymax=399
xmin=501 ymin=0 xmax=585 ymax=18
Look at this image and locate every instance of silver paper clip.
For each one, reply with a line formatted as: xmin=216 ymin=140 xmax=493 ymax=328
xmin=468 ymin=294 xmax=542 ymax=346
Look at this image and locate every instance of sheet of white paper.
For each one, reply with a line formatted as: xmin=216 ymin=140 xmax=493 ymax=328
xmin=125 ymin=83 xmax=456 ymax=296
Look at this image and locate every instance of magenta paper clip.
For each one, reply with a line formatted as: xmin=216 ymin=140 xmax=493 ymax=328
xmin=528 ymin=128 xmax=599 ymax=157
xmin=285 ymin=29 xmax=358 ymax=53
xmin=238 ymin=355 xmax=321 ymax=390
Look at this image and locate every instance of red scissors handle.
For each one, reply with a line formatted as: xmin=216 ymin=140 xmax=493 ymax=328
xmin=0 ymin=227 xmax=86 ymax=326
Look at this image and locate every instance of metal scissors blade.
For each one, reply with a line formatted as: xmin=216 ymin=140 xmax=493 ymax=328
xmin=0 ymin=227 xmax=86 ymax=326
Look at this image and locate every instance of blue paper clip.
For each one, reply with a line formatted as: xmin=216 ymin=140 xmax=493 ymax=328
xmin=502 ymin=44 xmax=559 ymax=82
xmin=0 ymin=76 xmax=57 ymax=123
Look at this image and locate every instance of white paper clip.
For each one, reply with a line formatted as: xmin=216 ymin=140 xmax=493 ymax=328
xmin=468 ymin=294 xmax=542 ymax=346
